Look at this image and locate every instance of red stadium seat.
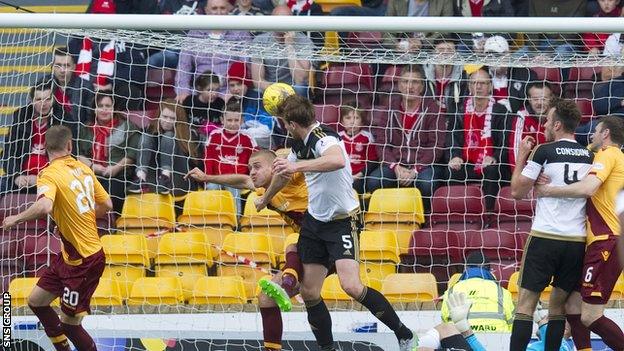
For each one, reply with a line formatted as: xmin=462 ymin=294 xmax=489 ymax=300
xmin=531 ymin=67 xmax=562 ymax=96
xmin=464 ymin=229 xmax=521 ymax=261
xmin=492 ymin=186 xmax=534 ymax=231
xmin=410 ymin=230 xmax=463 ymax=263
xmin=0 ymin=194 xmax=39 ymax=221
xmin=346 ymin=31 xmax=383 ymax=50
xmin=318 ymin=63 xmax=373 ymax=106
xmin=429 ymin=185 xmax=485 ymax=230
xmin=574 ymin=98 xmax=594 ymax=124
xmin=126 ymin=109 xmax=159 ymax=130
xmin=565 ymin=67 xmax=600 ymax=99
xmin=314 ymin=104 xmax=340 ymax=130
xmin=22 ymin=232 xmax=62 ymax=272
xmin=377 ymin=65 xmax=402 ymax=93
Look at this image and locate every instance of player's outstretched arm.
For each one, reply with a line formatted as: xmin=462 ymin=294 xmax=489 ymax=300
xmin=511 ymin=136 xmax=538 ymax=199
xmin=535 ymin=174 xmax=602 ymax=198
xmin=185 ymin=167 xmax=255 ymax=190
xmin=1 ymin=197 xmax=53 ymax=229
xmin=274 ymin=145 xmax=346 ymax=175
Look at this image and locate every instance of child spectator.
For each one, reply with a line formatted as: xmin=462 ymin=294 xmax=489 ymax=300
xmin=226 ymin=61 xmax=274 ymax=148
xmin=582 ymin=0 xmax=622 ymax=54
xmin=183 ymin=70 xmax=225 ymax=139
xmin=204 ymin=99 xmax=257 ymax=212
xmin=338 ymin=102 xmax=378 ymax=194
xmin=231 ymin=0 xmax=264 ymax=15
xmin=129 ymin=99 xmax=201 ymax=195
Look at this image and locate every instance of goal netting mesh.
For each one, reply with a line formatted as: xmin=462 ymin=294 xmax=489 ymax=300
xmin=1 ymin=22 xmax=623 ymax=351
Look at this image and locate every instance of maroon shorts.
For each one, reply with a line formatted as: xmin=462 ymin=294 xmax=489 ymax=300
xmin=580 ymin=238 xmax=622 ymax=305
xmin=36 ymin=249 xmax=105 ymax=316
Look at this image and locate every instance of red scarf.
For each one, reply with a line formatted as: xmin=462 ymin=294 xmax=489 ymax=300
xmin=463 ymin=97 xmax=494 ymax=173
xmin=23 ymin=118 xmax=49 ymax=175
xmin=54 ymin=88 xmax=71 ymax=113
xmin=400 ymin=103 xmax=421 ymax=132
xmin=91 ymin=118 xmax=120 ymax=165
xmin=468 ymin=0 xmax=484 ymax=16
xmin=509 ymin=108 xmax=546 ymax=169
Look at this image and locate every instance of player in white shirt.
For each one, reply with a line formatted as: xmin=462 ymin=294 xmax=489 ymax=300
xmin=259 ymin=95 xmax=415 ymax=351
xmin=509 ymin=99 xmax=594 ymax=351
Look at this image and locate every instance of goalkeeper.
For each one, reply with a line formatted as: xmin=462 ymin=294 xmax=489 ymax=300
xmin=186 ymin=149 xmax=307 ymax=351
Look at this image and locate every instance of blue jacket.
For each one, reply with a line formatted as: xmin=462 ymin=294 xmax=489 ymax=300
xmin=593 ymin=75 xmax=624 ymax=117
xmin=526 ymin=324 xmax=573 ymax=351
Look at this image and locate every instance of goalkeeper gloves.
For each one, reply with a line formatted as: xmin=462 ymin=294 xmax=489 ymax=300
xmin=447 ymin=291 xmax=473 ymax=333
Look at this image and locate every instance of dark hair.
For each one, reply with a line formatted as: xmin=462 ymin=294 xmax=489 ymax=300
xmin=526 ymin=81 xmax=554 ymax=96
xmin=599 ymin=115 xmax=624 ymax=146
xmin=45 ymin=125 xmax=73 ymax=153
xmin=471 ymin=67 xmax=492 ymax=80
xmin=339 ymin=100 xmax=368 ymax=125
xmin=400 ymin=64 xmax=426 ymax=80
xmin=149 ymin=98 xmax=198 ymax=159
xmin=29 ymin=79 xmax=53 ymax=99
xmin=195 ymin=70 xmax=220 ymax=91
xmin=433 ymin=33 xmax=458 ymax=48
xmin=224 ymin=97 xmax=242 ymax=114
xmin=550 ymin=98 xmax=581 ymax=133
xmin=53 ymin=46 xmax=75 ymax=63
xmin=276 ymin=94 xmax=315 ymax=127
xmin=95 ymin=89 xmax=115 ymax=106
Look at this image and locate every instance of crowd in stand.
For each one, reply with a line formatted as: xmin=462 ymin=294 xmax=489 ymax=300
xmin=3 ymin=0 xmax=624 ymax=216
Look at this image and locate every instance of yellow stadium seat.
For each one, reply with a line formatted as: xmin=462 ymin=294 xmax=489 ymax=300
xmin=101 ymin=234 xmax=150 ymax=266
xmin=116 ymin=194 xmax=176 ymax=229
xmin=364 ymin=188 xmax=425 ymax=254
xmin=155 ymin=232 xmax=216 ymax=266
xmin=190 ymin=276 xmax=248 ymax=305
xmin=127 ymin=277 xmax=184 ymax=305
xmin=102 ymin=265 xmax=145 ymax=299
xmin=218 ymin=232 xmax=278 ymax=298
xmin=91 ymin=279 xmax=123 ymax=306
xmin=178 ymin=190 xmax=237 ymax=229
xmin=284 ymin=233 xmax=299 ymax=251
xmin=382 ymin=273 xmax=438 ymax=303
xmin=508 ymin=271 xmax=552 ymax=302
xmin=315 ymin=0 xmax=361 ymax=12
xmin=9 ymin=278 xmax=59 ymax=307
xmin=241 ymin=193 xmax=293 ymax=253
xmin=360 ymin=262 xmax=395 ymax=291
xmin=359 ymin=230 xmax=400 ymax=264
xmin=155 ymin=265 xmax=208 ymax=301
xmin=610 ymin=274 xmax=624 ymax=301
xmin=321 ymin=274 xmax=351 ymax=301
xmin=448 ymin=273 xmax=461 ymax=289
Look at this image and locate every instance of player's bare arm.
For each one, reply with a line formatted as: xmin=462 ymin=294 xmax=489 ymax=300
xmin=1 ymin=196 xmax=53 ymax=229
xmin=255 ymin=172 xmax=291 ymax=211
xmin=511 ymin=136 xmax=537 ymax=199
xmin=185 ymin=167 xmax=255 ymax=190
xmin=535 ymin=174 xmax=603 ymax=198
xmin=274 ymin=145 xmax=346 ymax=176
xmin=95 ymin=197 xmax=114 ymax=218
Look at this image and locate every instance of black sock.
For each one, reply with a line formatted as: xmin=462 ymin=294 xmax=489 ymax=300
xmin=305 ymin=298 xmax=334 ymax=350
xmin=357 ymin=286 xmax=412 ymax=341
xmin=544 ymin=315 xmax=566 ymax=351
xmin=510 ymin=313 xmax=534 ymax=351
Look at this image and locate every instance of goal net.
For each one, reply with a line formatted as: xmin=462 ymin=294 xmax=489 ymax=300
xmin=1 ymin=15 xmax=623 ymax=351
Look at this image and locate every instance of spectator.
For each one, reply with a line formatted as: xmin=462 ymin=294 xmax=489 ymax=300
xmin=4 ymin=80 xmax=63 ymax=193
xmin=593 ymin=66 xmax=624 ymax=117
xmin=226 ymin=61 xmax=275 ymax=148
xmin=175 ymin=0 xmax=250 ymax=102
xmin=447 ymin=68 xmax=510 ymax=211
xmin=77 ymin=91 xmax=140 ymax=214
xmin=160 ymin=0 xmax=206 ymax=14
xmin=251 ymin=6 xmax=314 ymax=97
xmin=337 ymin=102 xmax=378 ymax=194
xmin=51 ymin=47 xmax=95 ymax=134
xmin=183 ymin=70 xmax=225 ymax=140
xmin=383 ymin=0 xmax=454 ymax=53
xmin=527 ymin=304 xmax=574 ymax=351
xmin=582 ymin=0 xmax=621 ymax=54
xmin=523 ymin=0 xmax=587 ymax=55
xmin=424 ymin=35 xmax=468 ymax=117
xmin=483 ymin=36 xmax=537 ymax=113
xmin=512 ymin=0 xmax=529 ymax=15
xmin=330 ymin=0 xmax=386 ymax=17
xmin=129 ymin=99 xmax=201 ymax=195
xmin=441 ymin=251 xmax=514 ymax=333
xmin=604 ymin=32 xmax=624 ymax=57
xmin=493 ymin=82 xmax=552 ymax=173
xmin=231 ymin=0 xmax=264 ymax=15
xmin=369 ymin=65 xmax=446 ymax=208
xmin=204 ymin=99 xmax=257 ymax=212
xmin=453 ymin=0 xmax=514 ymax=16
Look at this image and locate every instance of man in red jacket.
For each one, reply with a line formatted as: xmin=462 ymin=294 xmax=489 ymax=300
xmin=204 ymin=98 xmax=257 ymax=213
xmin=369 ymin=64 xmax=446 ymax=210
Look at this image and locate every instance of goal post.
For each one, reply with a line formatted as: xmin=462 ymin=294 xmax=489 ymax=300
xmin=1 ymin=14 xmax=623 ymax=351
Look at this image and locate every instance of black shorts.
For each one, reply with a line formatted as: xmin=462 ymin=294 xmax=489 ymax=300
xmin=518 ymin=235 xmax=585 ymax=293
xmin=297 ymin=211 xmax=361 ymax=268
xmin=438 ymin=334 xmax=472 ymax=351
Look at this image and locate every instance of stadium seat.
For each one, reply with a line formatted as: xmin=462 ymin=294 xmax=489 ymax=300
xmin=101 ymin=235 xmax=150 ymax=266
xmin=376 ymin=65 xmax=402 ymax=93
xmin=346 ymin=31 xmax=383 ymax=50
xmin=125 ymin=109 xmax=158 ymax=130
xmin=464 ymin=229 xmax=521 ymax=261
xmin=321 ymin=274 xmax=351 ymax=301
xmin=283 ymin=233 xmax=299 ymax=251
xmin=218 ymin=232 xmax=277 ymax=298
xmin=101 ymin=265 xmax=145 ymax=299
xmin=315 ymin=0 xmax=361 ymax=13
xmin=359 ymin=230 xmax=400 ymax=264
xmin=178 ymin=191 xmax=237 ymax=246
xmin=241 ymin=192 xmax=293 ymax=252
xmin=381 ymin=273 xmax=438 ymax=304
xmin=314 ymin=104 xmax=340 ymax=130
xmin=9 ymin=278 xmax=58 ymax=307
xmin=565 ymin=66 xmax=600 ymax=99
xmin=319 ymin=63 xmax=373 ymax=106
xmin=493 ymin=186 xmax=534 ymax=233
xmin=127 ymin=277 xmax=184 ymax=306
xmin=116 ymin=194 xmax=176 ymax=230
xmin=364 ymin=188 xmax=425 ymax=254
xmin=91 ymin=278 xmax=123 ymax=306
xmin=190 ymin=276 xmax=247 ymax=305
xmin=22 ymin=232 xmax=62 ymax=272
xmin=574 ymin=98 xmax=594 ymax=124
xmin=508 ymin=271 xmax=550 ymax=302
xmin=360 ymin=262 xmax=395 ymax=291
xmin=429 ymin=185 xmax=485 ymax=230
xmin=531 ymin=67 xmax=562 ymax=95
